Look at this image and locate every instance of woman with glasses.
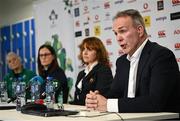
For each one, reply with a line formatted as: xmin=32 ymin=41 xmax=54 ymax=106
xmin=37 ymin=44 xmax=68 ymax=103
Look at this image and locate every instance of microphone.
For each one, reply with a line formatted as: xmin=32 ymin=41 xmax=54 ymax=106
xmin=7 ymin=86 xmax=30 ymax=103
xmin=7 ymin=76 xmax=45 ymax=103
xmin=29 ymin=75 xmax=45 ymax=85
xmin=7 ymin=77 xmax=24 ymax=103
xmin=24 ymin=76 xmax=45 ymax=94
xmin=30 ymin=75 xmax=46 ymax=99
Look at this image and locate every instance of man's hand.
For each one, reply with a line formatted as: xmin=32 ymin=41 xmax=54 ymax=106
xmin=85 ymin=91 xmax=98 ymax=109
xmin=85 ymin=90 xmax=107 ymax=112
xmin=95 ymin=94 xmax=107 ymax=112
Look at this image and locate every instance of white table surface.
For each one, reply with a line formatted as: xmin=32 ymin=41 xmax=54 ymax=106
xmin=0 ymin=104 xmax=179 ymax=121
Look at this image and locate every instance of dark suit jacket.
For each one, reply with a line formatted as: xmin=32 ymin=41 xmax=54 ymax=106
xmin=108 ymin=40 xmax=180 ymax=112
xmin=73 ymin=63 xmax=113 ymax=105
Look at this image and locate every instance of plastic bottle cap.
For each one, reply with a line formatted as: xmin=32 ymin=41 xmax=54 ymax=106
xmin=46 ymin=76 xmax=53 ymax=80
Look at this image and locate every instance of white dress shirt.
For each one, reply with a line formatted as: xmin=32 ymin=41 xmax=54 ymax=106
xmin=107 ymin=39 xmax=148 ymax=112
xmin=77 ymin=61 xmax=98 ymax=90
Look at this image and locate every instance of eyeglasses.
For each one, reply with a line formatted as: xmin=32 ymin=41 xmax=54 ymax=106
xmin=39 ymin=53 xmax=52 ymax=58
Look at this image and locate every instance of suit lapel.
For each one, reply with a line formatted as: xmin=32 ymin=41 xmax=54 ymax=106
xmin=136 ymin=41 xmax=152 ymax=92
xmin=83 ymin=64 xmax=99 ymax=82
xmin=76 ymin=71 xmax=86 ymax=87
xmin=124 ymin=58 xmax=130 ymax=97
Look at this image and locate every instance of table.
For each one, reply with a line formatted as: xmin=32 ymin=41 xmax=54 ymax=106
xmin=0 ymin=104 xmax=179 ymax=121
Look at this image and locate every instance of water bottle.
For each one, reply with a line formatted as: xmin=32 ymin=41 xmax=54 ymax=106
xmin=45 ymin=76 xmax=55 ymax=109
xmin=12 ymin=79 xmax=17 ymax=98
xmin=0 ymin=81 xmax=8 ymax=102
xmin=16 ymin=79 xmax=21 ymax=111
xmin=16 ymin=77 xmax=26 ymax=111
xmin=52 ymin=79 xmax=63 ymax=110
xmin=57 ymin=90 xmax=64 ymax=110
xmin=31 ymin=79 xmax=40 ymax=102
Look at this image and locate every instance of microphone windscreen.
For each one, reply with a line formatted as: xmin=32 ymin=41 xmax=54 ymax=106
xmin=30 ymin=76 xmax=45 ymax=85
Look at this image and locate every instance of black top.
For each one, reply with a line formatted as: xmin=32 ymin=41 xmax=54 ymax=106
xmin=72 ymin=63 xmax=113 ymax=105
xmin=40 ymin=66 xmax=68 ymax=103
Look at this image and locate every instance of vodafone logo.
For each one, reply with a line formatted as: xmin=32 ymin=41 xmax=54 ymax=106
xmin=175 ymin=43 xmax=180 ymax=50
xmin=158 ymin=30 xmax=166 ymax=38
xmin=142 ymin=2 xmax=151 ymax=13
xmin=93 ymin=15 xmax=100 ymax=23
xmin=95 ymin=15 xmax=99 ymax=20
xmin=143 ymin=3 xmax=148 ymax=9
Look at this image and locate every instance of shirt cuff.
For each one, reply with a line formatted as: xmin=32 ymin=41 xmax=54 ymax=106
xmin=107 ymin=99 xmax=118 ymax=112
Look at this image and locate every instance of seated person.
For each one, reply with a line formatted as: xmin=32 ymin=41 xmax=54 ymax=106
xmin=37 ymin=44 xmax=69 ymax=103
xmin=86 ymin=9 xmax=180 ymax=113
xmin=4 ymin=52 xmax=36 ymax=100
xmin=71 ymin=37 xmax=113 ymax=105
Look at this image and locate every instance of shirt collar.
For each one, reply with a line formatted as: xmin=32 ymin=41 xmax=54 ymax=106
xmin=84 ymin=61 xmax=98 ymax=75
xmin=127 ymin=39 xmax=148 ymax=61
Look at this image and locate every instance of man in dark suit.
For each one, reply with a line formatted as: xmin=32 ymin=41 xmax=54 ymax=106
xmin=85 ymin=9 xmax=180 ymax=113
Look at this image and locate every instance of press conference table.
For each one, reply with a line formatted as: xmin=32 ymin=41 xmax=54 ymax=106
xmin=0 ymin=104 xmax=179 ymax=121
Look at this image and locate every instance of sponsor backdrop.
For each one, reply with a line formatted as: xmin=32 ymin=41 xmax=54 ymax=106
xmin=0 ymin=0 xmax=179 ymax=101
xmin=72 ymin=0 xmax=180 ymax=75
xmin=34 ymin=0 xmax=179 ymax=101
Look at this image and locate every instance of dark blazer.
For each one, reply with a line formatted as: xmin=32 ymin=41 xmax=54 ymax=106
xmin=72 ymin=63 xmax=113 ymax=105
xmin=108 ymin=40 xmax=180 ymax=112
